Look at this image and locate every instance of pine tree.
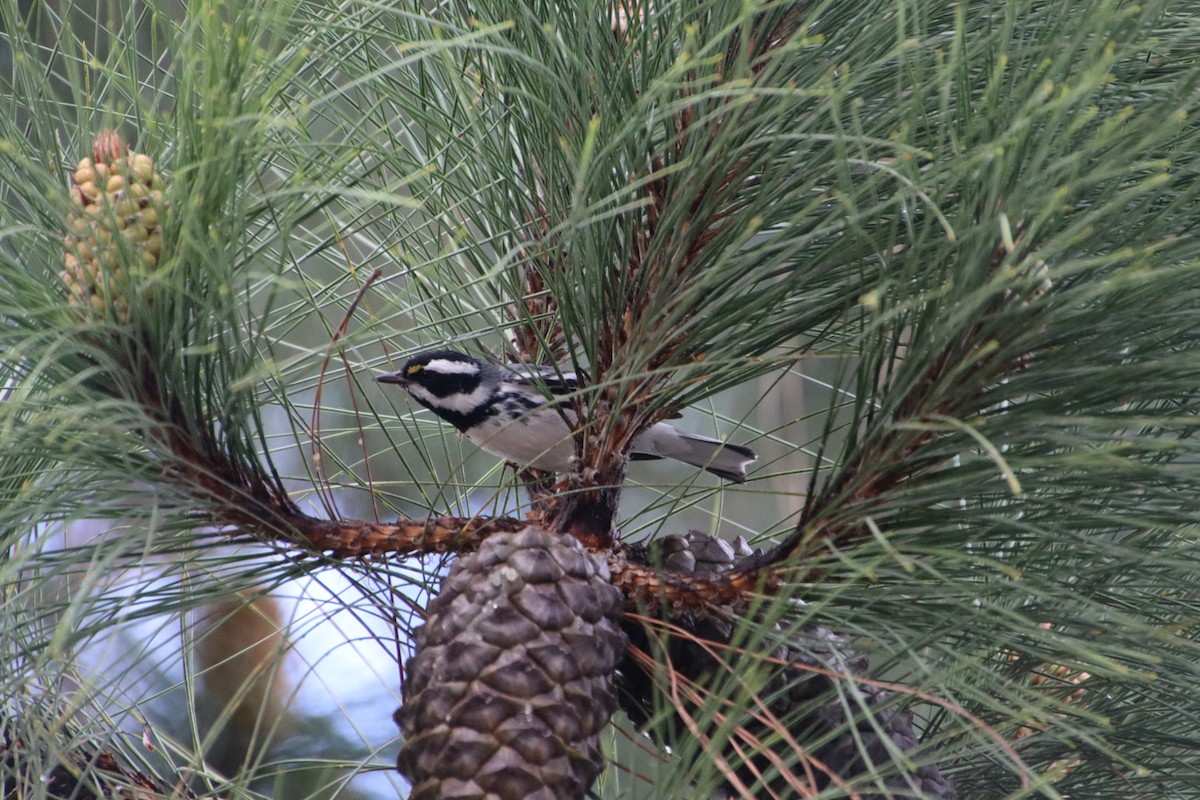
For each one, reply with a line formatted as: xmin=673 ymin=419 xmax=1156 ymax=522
xmin=4 ymin=1 xmax=1200 ymax=798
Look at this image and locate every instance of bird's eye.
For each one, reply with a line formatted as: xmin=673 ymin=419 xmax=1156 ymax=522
xmin=406 ymin=364 xmax=423 ymax=376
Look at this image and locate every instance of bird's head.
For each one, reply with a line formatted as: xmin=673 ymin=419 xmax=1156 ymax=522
xmin=377 ymin=350 xmax=495 ymax=422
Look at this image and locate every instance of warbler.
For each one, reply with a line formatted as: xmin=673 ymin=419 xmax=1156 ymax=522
xmin=377 ymin=349 xmax=756 ymax=482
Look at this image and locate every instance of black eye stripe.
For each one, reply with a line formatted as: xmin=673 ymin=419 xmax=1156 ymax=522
xmin=417 ymin=371 xmax=482 ymax=397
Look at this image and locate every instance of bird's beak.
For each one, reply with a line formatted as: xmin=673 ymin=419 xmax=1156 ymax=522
xmin=376 ymin=371 xmax=409 ymax=386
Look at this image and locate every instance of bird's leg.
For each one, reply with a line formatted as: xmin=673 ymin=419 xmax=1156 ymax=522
xmin=516 ymin=465 xmax=561 ymax=521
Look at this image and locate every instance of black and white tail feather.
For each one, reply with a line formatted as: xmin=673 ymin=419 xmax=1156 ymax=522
xmin=377 ymin=349 xmax=757 ymax=483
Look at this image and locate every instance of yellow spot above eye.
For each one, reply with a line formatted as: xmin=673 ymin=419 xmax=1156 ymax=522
xmin=406 ymin=364 xmax=423 ymax=376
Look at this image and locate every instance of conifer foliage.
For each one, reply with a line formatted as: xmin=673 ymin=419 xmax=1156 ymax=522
xmin=3 ymin=1 xmax=1200 ymax=799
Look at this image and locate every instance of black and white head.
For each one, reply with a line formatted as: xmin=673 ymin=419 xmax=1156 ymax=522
xmin=376 ymin=350 xmax=502 ymax=430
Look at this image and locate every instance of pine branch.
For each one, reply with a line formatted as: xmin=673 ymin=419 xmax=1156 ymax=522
xmin=8 ymin=2 xmax=1200 ymax=798
xmin=615 ymin=532 xmax=964 ymax=799
xmin=773 ymin=229 xmax=1050 ymax=566
xmin=66 ymin=318 xmax=776 ymax=610
xmin=114 ymin=333 xmax=529 ymax=557
xmin=489 ymin=7 xmax=832 ymax=541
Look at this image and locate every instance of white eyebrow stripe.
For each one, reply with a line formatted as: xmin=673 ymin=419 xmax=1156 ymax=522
xmin=424 ymin=358 xmax=480 ymax=375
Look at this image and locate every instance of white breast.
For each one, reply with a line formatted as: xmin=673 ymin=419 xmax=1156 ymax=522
xmin=465 ymin=409 xmax=577 ymax=472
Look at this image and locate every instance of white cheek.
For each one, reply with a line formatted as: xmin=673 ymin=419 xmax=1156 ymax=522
xmin=444 ymin=384 xmax=493 ymax=414
xmin=405 ymin=385 xmax=439 ymax=406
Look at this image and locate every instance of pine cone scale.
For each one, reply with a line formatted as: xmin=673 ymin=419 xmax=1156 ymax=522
xmin=477 ymin=652 xmax=557 ymax=696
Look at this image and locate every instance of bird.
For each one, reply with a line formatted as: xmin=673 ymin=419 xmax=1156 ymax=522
xmin=376 ymin=349 xmax=757 ymax=483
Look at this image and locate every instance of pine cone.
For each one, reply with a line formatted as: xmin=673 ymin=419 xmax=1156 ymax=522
xmin=62 ymin=130 xmax=165 ymax=322
xmin=396 ymin=528 xmax=628 ymax=800
xmin=618 ymin=531 xmax=957 ymax=799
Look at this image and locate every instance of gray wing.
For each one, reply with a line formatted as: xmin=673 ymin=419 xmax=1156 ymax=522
xmin=502 ymin=362 xmax=583 ymax=396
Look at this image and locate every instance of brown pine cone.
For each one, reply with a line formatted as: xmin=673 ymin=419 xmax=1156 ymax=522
xmin=396 ymin=527 xmax=628 ymax=800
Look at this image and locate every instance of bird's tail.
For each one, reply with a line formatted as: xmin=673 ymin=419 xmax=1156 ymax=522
xmin=632 ymin=424 xmax=757 ymax=483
